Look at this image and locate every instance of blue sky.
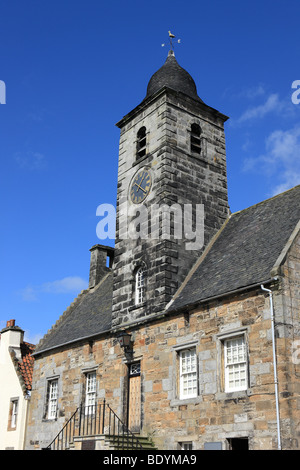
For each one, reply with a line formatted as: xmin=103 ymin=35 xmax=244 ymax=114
xmin=0 ymin=0 xmax=300 ymax=344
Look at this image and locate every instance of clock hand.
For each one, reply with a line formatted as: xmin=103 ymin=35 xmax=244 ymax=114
xmin=134 ymin=182 xmax=147 ymax=193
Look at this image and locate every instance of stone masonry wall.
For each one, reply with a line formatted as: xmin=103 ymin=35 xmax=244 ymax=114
xmin=275 ymin=230 xmax=300 ymax=448
xmin=112 ymin=90 xmax=229 ymax=328
xmin=26 ymin=281 xmax=299 ymax=450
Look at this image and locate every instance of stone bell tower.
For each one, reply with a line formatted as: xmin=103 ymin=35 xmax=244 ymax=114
xmin=112 ymin=49 xmax=230 ymax=328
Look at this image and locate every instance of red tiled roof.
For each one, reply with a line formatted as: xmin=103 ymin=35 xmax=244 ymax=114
xmin=18 ymin=342 xmax=35 ymax=392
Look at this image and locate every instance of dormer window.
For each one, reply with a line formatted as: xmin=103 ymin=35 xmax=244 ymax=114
xmin=135 ymin=267 xmax=145 ymax=305
xmin=190 ymin=123 xmax=201 ymax=155
xmin=136 ymin=127 xmax=147 ymax=160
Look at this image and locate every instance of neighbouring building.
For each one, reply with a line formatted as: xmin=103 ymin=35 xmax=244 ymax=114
xmin=25 ymin=48 xmax=300 ymax=450
xmin=0 ymin=320 xmax=35 ymax=450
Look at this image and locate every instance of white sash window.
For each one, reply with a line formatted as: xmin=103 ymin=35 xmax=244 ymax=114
xmin=179 ymin=349 xmax=197 ymax=399
xmin=224 ymin=336 xmax=247 ymax=392
xmin=47 ymin=379 xmax=58 ymax=420
xmin=85 ymin=372 xmax=96 ymax=415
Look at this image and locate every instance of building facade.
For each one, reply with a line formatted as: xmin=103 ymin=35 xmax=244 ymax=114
xmin=0 ymin=320 xmax=35 ymax=450
xmin=25 ymin=50 xmax=300 ymax=450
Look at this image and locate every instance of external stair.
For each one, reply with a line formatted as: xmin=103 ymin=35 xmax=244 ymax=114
xmin=105 ymin=434 xmax=157 ymax=450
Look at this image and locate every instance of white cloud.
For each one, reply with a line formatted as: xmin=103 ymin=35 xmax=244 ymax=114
xmin=232 ymin=93 xmax=295 ymax=126
xmin=222 ymin=84 xmax=266 ymax=101
xmin=237 ymin=93 xmax=282 ymax=123
xmin=19 ymin=286 xmax=38 ymax=302
xmin=14 ymin=151 xmax=47 ymax=170
xmin=19 ymin=276 xmax=88 ymax=301
xmin=239 ymin=84 xmax=266 ymax=100
xmin=243 ymin=125 xmax=300 ymax=196
xmin=41 ymin=276 xmax=88 ymax=294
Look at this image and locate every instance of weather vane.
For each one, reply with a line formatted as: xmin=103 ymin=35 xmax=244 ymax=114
xmin=162 ymin=31 xmax=181 ymax=51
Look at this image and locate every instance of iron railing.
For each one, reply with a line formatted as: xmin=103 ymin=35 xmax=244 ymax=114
xmin=45 ymin=400 xmax=143 ymax=450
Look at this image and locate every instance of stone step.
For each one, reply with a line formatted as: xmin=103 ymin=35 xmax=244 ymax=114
xmin=105 ymin=434 xmax=157 ymax=450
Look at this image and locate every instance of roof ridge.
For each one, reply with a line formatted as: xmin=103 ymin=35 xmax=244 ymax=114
xmin=230 ymin=183 xmax=300 ymax=217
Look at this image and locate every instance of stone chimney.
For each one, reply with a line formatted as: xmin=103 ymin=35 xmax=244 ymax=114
xmin=89 ymin=244 xmax=114 ymax=288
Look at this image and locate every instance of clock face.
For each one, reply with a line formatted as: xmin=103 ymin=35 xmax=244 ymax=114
xmin=130 ymin=169 xmax=152 ymax=204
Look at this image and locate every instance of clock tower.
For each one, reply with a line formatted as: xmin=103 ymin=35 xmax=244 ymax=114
xmin=111 ymin=49 xmax=230 ymax=328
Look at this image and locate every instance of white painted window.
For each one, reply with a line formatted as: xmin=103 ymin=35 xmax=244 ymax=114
xmin=179 ymin=349 xmax=197 ymax=399
xmin=180 ymin=441 xmax=193 ymax=450
xmin=85 ymin=372 xmax=96 ymax=415
xmin=47 ymin=379 xmax=58 ymax=420
xmin=135 ymin=267 xmax=144 ymax=305
xmin=11 ymin=399 xmax=18 ymax=428
xmin=224 ymin=336 xmax=247 ymax=392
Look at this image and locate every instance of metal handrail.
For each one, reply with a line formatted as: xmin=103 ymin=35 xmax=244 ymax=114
xmin=45 ymin=400 xmax=143 ymax=450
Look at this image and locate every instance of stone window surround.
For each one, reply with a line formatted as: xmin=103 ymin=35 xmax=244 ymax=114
xmin=170 ymin=339 xmax=200 ymax=407
xmin=81 ymin=365 xmax=99 ymax=407
xmin=216 ymin=327 xmax=250 ymax=398
xmin=43 ymin=375 xmax=60 ymax=421
xmin=169 ymin=328 xmax=251 ymax=407
xmin=7 ymin=396 xmax=19 ymax=431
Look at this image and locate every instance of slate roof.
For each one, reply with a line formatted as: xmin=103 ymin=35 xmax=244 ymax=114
xmin=146 ymin=50 xmax=203 ymax=102
xmin=167 ymin=184 xmax=300 ymax=313
xmin=34 ymin=273 xmax=113 ymax=355
xmin=34 ymin=185 xmax=300 ymax=355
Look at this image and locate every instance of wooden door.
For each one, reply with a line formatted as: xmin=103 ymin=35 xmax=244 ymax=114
xmin=128 ymin=363 xmax=141 ymax=433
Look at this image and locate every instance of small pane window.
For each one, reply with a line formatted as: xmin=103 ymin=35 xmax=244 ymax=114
xmin=47 ymin=379 xmax=58 ymax=420
xmin=85 ymin=372 xmax=96 ymax=415
xmin=224 ymin=337 xmax=247 ymax=392
xmin=135 ymin=267 xmax=145 ymax=305
xmin=137 ymin=127 xmax=147 ymax=160
xmin=190 ymin=123 xmax=201 ymax=154
xmin=9 ymin=399 xmax=18 ymax=429
xmin=179 ymin=349 xmax=197 ymax=399
xmin=179 ymin=441 xmax=193 ymax=450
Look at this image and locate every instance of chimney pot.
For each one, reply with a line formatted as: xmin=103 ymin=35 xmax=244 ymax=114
xmin=6 ymin=319 xmax=15 ymax=328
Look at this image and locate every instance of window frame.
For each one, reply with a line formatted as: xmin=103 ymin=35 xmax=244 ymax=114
xmin=190 ymin=123 xmax=201 ymax=155
xmin=179 ymin=441 xmax=193 ymax=450
xmin=8 ymin=398 xmax=19 ymax=430
xmin=11 ymin=399 xmax=18 ymax=428
xmin=224 ymin=335 xmax=248 ymax=393
xmin=85 ymin=371 xmax=97 ymax=416
xmin=136 ymin=126 xmax=147 ymax=160
xmin=179 ymin=348 xmax=198 ymax=400
xmin=47 ymin=378 xmax=58 ymax=420
xmin=135 ymin=267 xmax=145 ymax=305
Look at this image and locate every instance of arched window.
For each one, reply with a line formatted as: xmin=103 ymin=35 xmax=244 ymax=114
xmin=190 ymin=123 xmax=201 ymax=155
xmin=136 ymin=127 xmax=147 ymax=160
xmin=135 ymin=267 xmax=145 ymax=305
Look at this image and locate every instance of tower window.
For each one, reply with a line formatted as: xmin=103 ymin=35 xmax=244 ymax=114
xmin=135 ymin=267 xmax=145 ymax=305
xmin=190 ymin=123 xmax=201 ymax=155
xmin=136 ymin=127 xmax=147 ymax=160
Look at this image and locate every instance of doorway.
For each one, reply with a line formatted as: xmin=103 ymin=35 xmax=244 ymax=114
xmin=127 ymin=362 xmax=141 ymax=433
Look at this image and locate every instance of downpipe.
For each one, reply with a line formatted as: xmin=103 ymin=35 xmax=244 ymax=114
xmin=261 ymin=284 xmax=281 ymax=450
